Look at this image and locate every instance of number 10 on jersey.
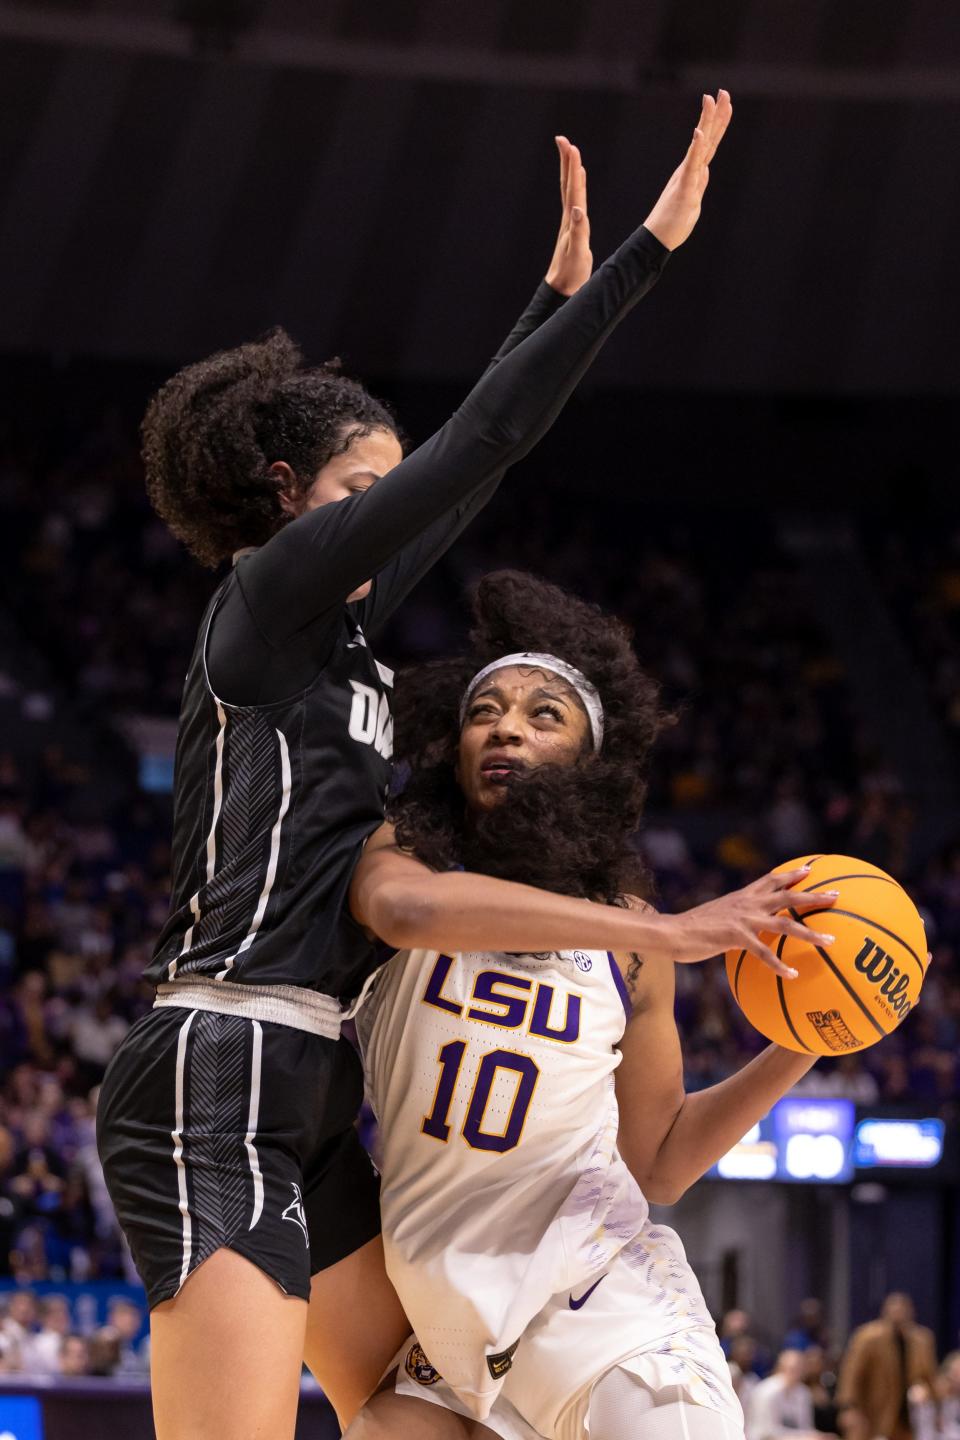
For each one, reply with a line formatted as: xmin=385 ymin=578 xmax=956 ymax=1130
xmin=422 ymin=1043 xmax=540 ymax=1152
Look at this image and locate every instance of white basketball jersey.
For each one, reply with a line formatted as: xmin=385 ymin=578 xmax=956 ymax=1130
xmin=358 ymin=945 xmax=648 ymax=1420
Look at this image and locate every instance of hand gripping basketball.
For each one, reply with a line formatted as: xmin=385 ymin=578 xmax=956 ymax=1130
xmin=726 ymin=854 xmax=930 ymax=1054
xmin=661 ymin=865 xmax=840 ymax=978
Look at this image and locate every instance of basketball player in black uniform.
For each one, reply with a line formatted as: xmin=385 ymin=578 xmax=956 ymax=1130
xmin=97 ymin=95 xmax=733 ymax=1440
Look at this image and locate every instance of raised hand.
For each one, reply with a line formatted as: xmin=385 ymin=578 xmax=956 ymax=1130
xmin=655 ymin=865 xmax=839 ymax=977
xmin=644 ymin=90 xmax=732 ymax=252
xmin=545 ymin=135 xmax=593 ymax=297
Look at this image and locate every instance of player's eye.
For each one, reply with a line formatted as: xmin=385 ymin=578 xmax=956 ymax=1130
xmin=468 ymin=702 xmax=498 ymax=719
xmin=533 ymin=704 xmax=564 ymax=722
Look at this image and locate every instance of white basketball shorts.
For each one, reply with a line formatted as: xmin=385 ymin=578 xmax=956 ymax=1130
xmin=393 ymin=1221 xmax=745 ymax=1440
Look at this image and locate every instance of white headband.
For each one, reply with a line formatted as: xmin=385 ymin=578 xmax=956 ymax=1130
xmin=459 ymin=652 xmax=605 ymax=752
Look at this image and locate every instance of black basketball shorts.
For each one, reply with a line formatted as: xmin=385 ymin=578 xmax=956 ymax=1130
xmin=97 ymin=1006 xmax=382 ymax=1308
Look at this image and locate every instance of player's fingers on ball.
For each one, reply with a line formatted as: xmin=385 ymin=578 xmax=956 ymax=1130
xmin=749 ymin=939 xmax=799 ymax=978
xmin=790 ymin=889 xmax=840 ymax=910
xmin=771 ymin=915 xmax=836 ymax=947
xmin=775 ymin=866 xmax=815 ymax=889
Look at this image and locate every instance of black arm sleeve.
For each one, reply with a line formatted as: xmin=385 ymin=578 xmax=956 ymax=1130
xmin=209 ymin=225 xmax=668 ymax=699
xmin=357 ymin=279 xmax=566 ymax=637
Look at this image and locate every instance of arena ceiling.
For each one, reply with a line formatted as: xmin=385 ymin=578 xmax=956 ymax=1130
xmin=1 ymin=0 xmax=958 ymax=393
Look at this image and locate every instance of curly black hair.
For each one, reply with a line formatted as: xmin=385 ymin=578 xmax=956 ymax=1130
xmin=389 ymin=570 xmax=667 ymax=903
xmin=142 ymin=327 xmax=400 ymax=567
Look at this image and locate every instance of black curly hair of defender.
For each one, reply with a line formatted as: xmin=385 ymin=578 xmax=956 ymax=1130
xmin=142 ymin=327 xmax=401 ymax=567
xmin=389 ymin=571 xmax=667 ymax=903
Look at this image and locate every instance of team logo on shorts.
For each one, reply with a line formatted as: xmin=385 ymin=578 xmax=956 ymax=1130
xmin=573 ymin=951 xmax=593 ymax=972
xmin=281 ymin=1183 xmax=310 ymax=1248
xmin=405 ymin=1342 xmax=442 ymax=1386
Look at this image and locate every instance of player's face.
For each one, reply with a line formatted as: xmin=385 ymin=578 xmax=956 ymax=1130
xmin=275 ymin=426 xmax=403 ymax=600
xmin=456 ymin=665 xmax=592 ymax=812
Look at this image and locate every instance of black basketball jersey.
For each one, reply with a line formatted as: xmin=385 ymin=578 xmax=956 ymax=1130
xmin=145 ymin=578 xmax=394 ymax=999
xmin=142 ymin=225 xmax=668 ymax=1001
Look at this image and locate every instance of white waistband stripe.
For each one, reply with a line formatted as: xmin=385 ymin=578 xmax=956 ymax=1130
xmin=155 ymin=977 xmax=343 ymax=1040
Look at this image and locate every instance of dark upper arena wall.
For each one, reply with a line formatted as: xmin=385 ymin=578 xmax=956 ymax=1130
xmin=0 ymin=0 xmax=958 ymax=393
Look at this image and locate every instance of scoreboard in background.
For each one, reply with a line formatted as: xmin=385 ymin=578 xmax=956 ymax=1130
xmin=854 ymin=1117 xmax=945 ymax=1170
xmin=706 ymin=1100 xmax=948 ymax=1184
xmin=708 ymin=1098 xmax=855 ymax=1183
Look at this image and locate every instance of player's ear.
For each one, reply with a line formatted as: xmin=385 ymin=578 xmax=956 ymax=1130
xmin=269 ymin=460 xmax=299 ymax=516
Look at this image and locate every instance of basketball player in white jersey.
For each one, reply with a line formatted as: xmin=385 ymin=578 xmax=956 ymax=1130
xmin=343 ymin=571 xmax=839 ymax=1440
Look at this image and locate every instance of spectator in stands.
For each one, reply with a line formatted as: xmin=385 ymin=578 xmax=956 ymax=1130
xmin=837 ymin=1293 xmax=938 ymax=1440
xmin=721 ymin=1308 xmax=754 ymax=1356
xmin=67 ymin=993 xmax=129 ymax=1087
xmin=722 ymin=1308 xmax=773 ymax=1378
xmin=21 ymin=1292 xmax=70 ymax=1374
xmin=8 ymin=1224 xmax=49 ymax=1284
xmin=107 ymin=1295 xmax=148 ymax=1375
xmin=803 ymin=1346 xmax=840 ymax=1435
xmin=729 ymin=1335 xmax=764 ymax=1413
xmin=0 ymin=1124 xmax=15 ymax=1272
xmin=0 ymin=1288 xmax=36 ymax=1361
xmin=935 ymin=1352 xmax=960 ymax=1439
xmin=86 ymin=1324 xmax=121 ymax=1377
xmin=58 ymin=1332 xmax=90 ymax=1377
xmin=785 ymin=1298 xmax=832 ymax=1353
xmin=745 ymin=1348 xmax=837 ymax=1440
xmin=0 ymin=1330 xmax=16 ymax=1372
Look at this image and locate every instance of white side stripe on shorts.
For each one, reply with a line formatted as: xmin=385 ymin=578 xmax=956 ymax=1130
xmin=171 ymin=1010 xmax=198 ymax=1291
xmin=168 ymin=702 xmax=227 ymax=981
xmin=244 ymin=1020 xmax=264 ymax=1231
xmin=216 ymin=727 xmax=291 ymax=979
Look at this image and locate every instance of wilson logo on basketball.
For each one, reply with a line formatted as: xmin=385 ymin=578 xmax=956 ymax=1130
xmin=854 ymin=938 xmax=912 ymax=1017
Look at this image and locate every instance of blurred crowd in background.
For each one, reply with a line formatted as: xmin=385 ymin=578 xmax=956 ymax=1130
xmin=3 ymin=1279 xmax=960 ymax=1440
xmin=0 ymin=388 xmax=958 ymax=1386
xmin=0 ymin=1289 xmax=147 ymax=1381
xmin=723 ymin=1293 xmax=960 ymax=1440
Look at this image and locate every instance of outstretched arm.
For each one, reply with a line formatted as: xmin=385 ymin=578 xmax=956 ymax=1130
xmin=228 ymin=95 xmax=733 ymax=652
xmin=359 ymin=136 xmax=595 ymax=636
xmin=613 ymin=955 xmax=816 ymax=1205
xmin=349 ymin=824 xmax=837 ymax=977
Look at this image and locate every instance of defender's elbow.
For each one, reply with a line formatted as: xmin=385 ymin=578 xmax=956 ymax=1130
xmin=368 ymin=884 xmax=438 ymax=949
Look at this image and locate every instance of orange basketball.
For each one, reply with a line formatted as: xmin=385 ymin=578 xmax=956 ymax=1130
xmin=725 ymin=854 xmax=929 ymax=1056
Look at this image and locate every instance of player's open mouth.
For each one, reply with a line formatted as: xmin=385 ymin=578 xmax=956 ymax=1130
xmin=480 ymin=756 xmax=525 ymax=784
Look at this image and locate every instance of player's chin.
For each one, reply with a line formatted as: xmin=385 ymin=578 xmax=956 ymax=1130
xmin=470 ymin=774 xmax=515 ymax=811
xmin=347 ymin=579 xmax=373 ymax=602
